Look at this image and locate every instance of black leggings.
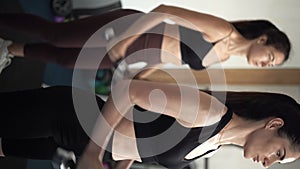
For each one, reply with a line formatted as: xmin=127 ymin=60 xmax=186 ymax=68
xmin=0 ymin=9 xmax=154 ymax=69
xmin=0 ymin=86 xmax=105 ymax=160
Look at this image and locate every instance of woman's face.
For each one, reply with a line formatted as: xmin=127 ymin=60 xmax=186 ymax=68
xmin=243 ymin=120 xmax=300 ymax=168
xmin=247 ymin=43 xmax=285 ymax=68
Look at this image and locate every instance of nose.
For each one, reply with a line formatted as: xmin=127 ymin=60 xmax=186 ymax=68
xmin=257 ymin=61 xmax=268 ymax=67
xmin=256 ymin=54 xmax=274 ymax=67
xmin=263 ymin=155 xmax=279 ymax=168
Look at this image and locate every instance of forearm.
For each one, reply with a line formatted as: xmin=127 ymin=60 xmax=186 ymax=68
xmin=122 ymin=5 xmax=168 ymax=42
xmin=135 ymin=64 xmax=164 ymax=80
xmin=90 ymin=81 xmax=135 ymax=160
xmin=77 ymin=87 xmax=134 ymax=169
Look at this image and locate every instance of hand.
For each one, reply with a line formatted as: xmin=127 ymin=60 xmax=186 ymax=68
xmin=107 ymin=37 xmax=128 ymax=63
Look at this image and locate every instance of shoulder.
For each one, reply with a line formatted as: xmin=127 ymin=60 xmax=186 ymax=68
xmin=203 ymin=99 xmax=229 ymax=126
xmin=189 ymin=93 xmax=229 ymax=128
xmin=204 ymin=22 xmax=234 ymax=43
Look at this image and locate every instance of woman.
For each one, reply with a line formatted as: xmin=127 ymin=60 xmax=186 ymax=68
xmin=1 ymin=80 xmax=300 ymax=169
xmin=0 ymin=5 xmax=291 ymax=76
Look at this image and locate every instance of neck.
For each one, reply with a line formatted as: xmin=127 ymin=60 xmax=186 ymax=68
xmin=217 ymin=114 xmax=266 ymax=147
xmin=227 ymin=36 xmax=255 ymax=58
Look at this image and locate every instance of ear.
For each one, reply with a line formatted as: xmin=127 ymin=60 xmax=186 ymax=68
xmin=257 ymin=34 xmax=268 ymax=45
xmin=265 ymin=118 xmax=284 ymax=130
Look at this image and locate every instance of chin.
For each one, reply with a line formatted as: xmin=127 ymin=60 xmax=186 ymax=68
xmin=244 ymin=151 xmax=256 ymax=161
xmin=243 ymin=150 xmax=250 ymax=159
xmin=243 ymin=144 xmax=252 ymax=159
xmin=246 ymin=58 xmax=253 ymax=65
xmin=249 ymin=61 xmax=257 ymax=67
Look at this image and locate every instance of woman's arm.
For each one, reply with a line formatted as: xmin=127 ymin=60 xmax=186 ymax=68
xmin=92 ymin=79 xmax=227 ymax=145
xmin=108 ymin=4 xmax=233 ymax=61
xmin=155 ymin=5 xmax=233 ymax=42
xmin=114 ymin=160 xmax=134 ymax=169
xmin=128 ymin=80 xmax=227 ymax=127
xmin=77 ymin=79 xmax=227 ymax=168
xmin=77 ymin=81 xmax=135 ymax=169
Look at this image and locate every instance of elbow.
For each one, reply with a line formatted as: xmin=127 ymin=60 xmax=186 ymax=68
xmin=152 ymin=4 xmax=169 ymax=13
xmin=152 ymin=4 xmax=178 ymax=24
xmin=157 ymin=4 xmax=166 ymax=10
xmin=128 ymin=88 xmax=136 ymax=106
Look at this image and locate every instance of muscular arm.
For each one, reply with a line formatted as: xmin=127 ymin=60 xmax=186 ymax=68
xmin=155 ymin=5 xmax=233 ymax=42
xmin=77 ymin=80 xmax=227 ymax=169
xmin=129 ymin=80 xmax=227 ymax=127
xmin=108 ymin=4 xmax=233 ymax=61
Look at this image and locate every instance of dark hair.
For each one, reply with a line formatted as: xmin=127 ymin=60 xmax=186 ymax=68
xmin=208 ymin=91 xmax=300 ymax=152
xmin=231 ymin=20 xmax=291 ymax=61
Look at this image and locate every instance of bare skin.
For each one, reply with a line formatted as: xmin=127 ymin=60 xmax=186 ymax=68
xmin=76 ymin=80 xmax=300 ymax=169
xmin=3 ymin=4 xmax=285 ymax=78
xmin=76 ymin=79 xmax=227 ymax=169
xmin=108 ymin=4 xmax=286 ymax=79
xmin=0 ymin=138 xmax=4 ymax=157
xmin=107 ymin=4 xmax=233 ymax=77
xmin=7 ymin=42 xmax=24 ymax=57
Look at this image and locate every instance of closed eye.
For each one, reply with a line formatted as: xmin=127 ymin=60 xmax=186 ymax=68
xmin=276 ymin=149 xmax=281 ymax=157
xmin=267 ymin=53 xmax=275 ymax=67
xmin=278 ymin=147 xmax=286 ymax=164
xmin=269 ymin=53 xmax=275 ymax=62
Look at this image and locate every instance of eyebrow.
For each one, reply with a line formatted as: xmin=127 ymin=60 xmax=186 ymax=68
xmin=280 ymin=147 xmax=286 ymax=161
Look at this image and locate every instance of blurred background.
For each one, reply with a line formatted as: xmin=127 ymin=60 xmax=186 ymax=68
xmin=0 ymin=0 xmax=299 ymax=169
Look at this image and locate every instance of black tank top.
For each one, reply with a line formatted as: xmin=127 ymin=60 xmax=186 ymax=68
xmin=133 ymin=106 xmax=233 ymax=169
xmin=179 ymin=26 xmax=214 ymax=70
